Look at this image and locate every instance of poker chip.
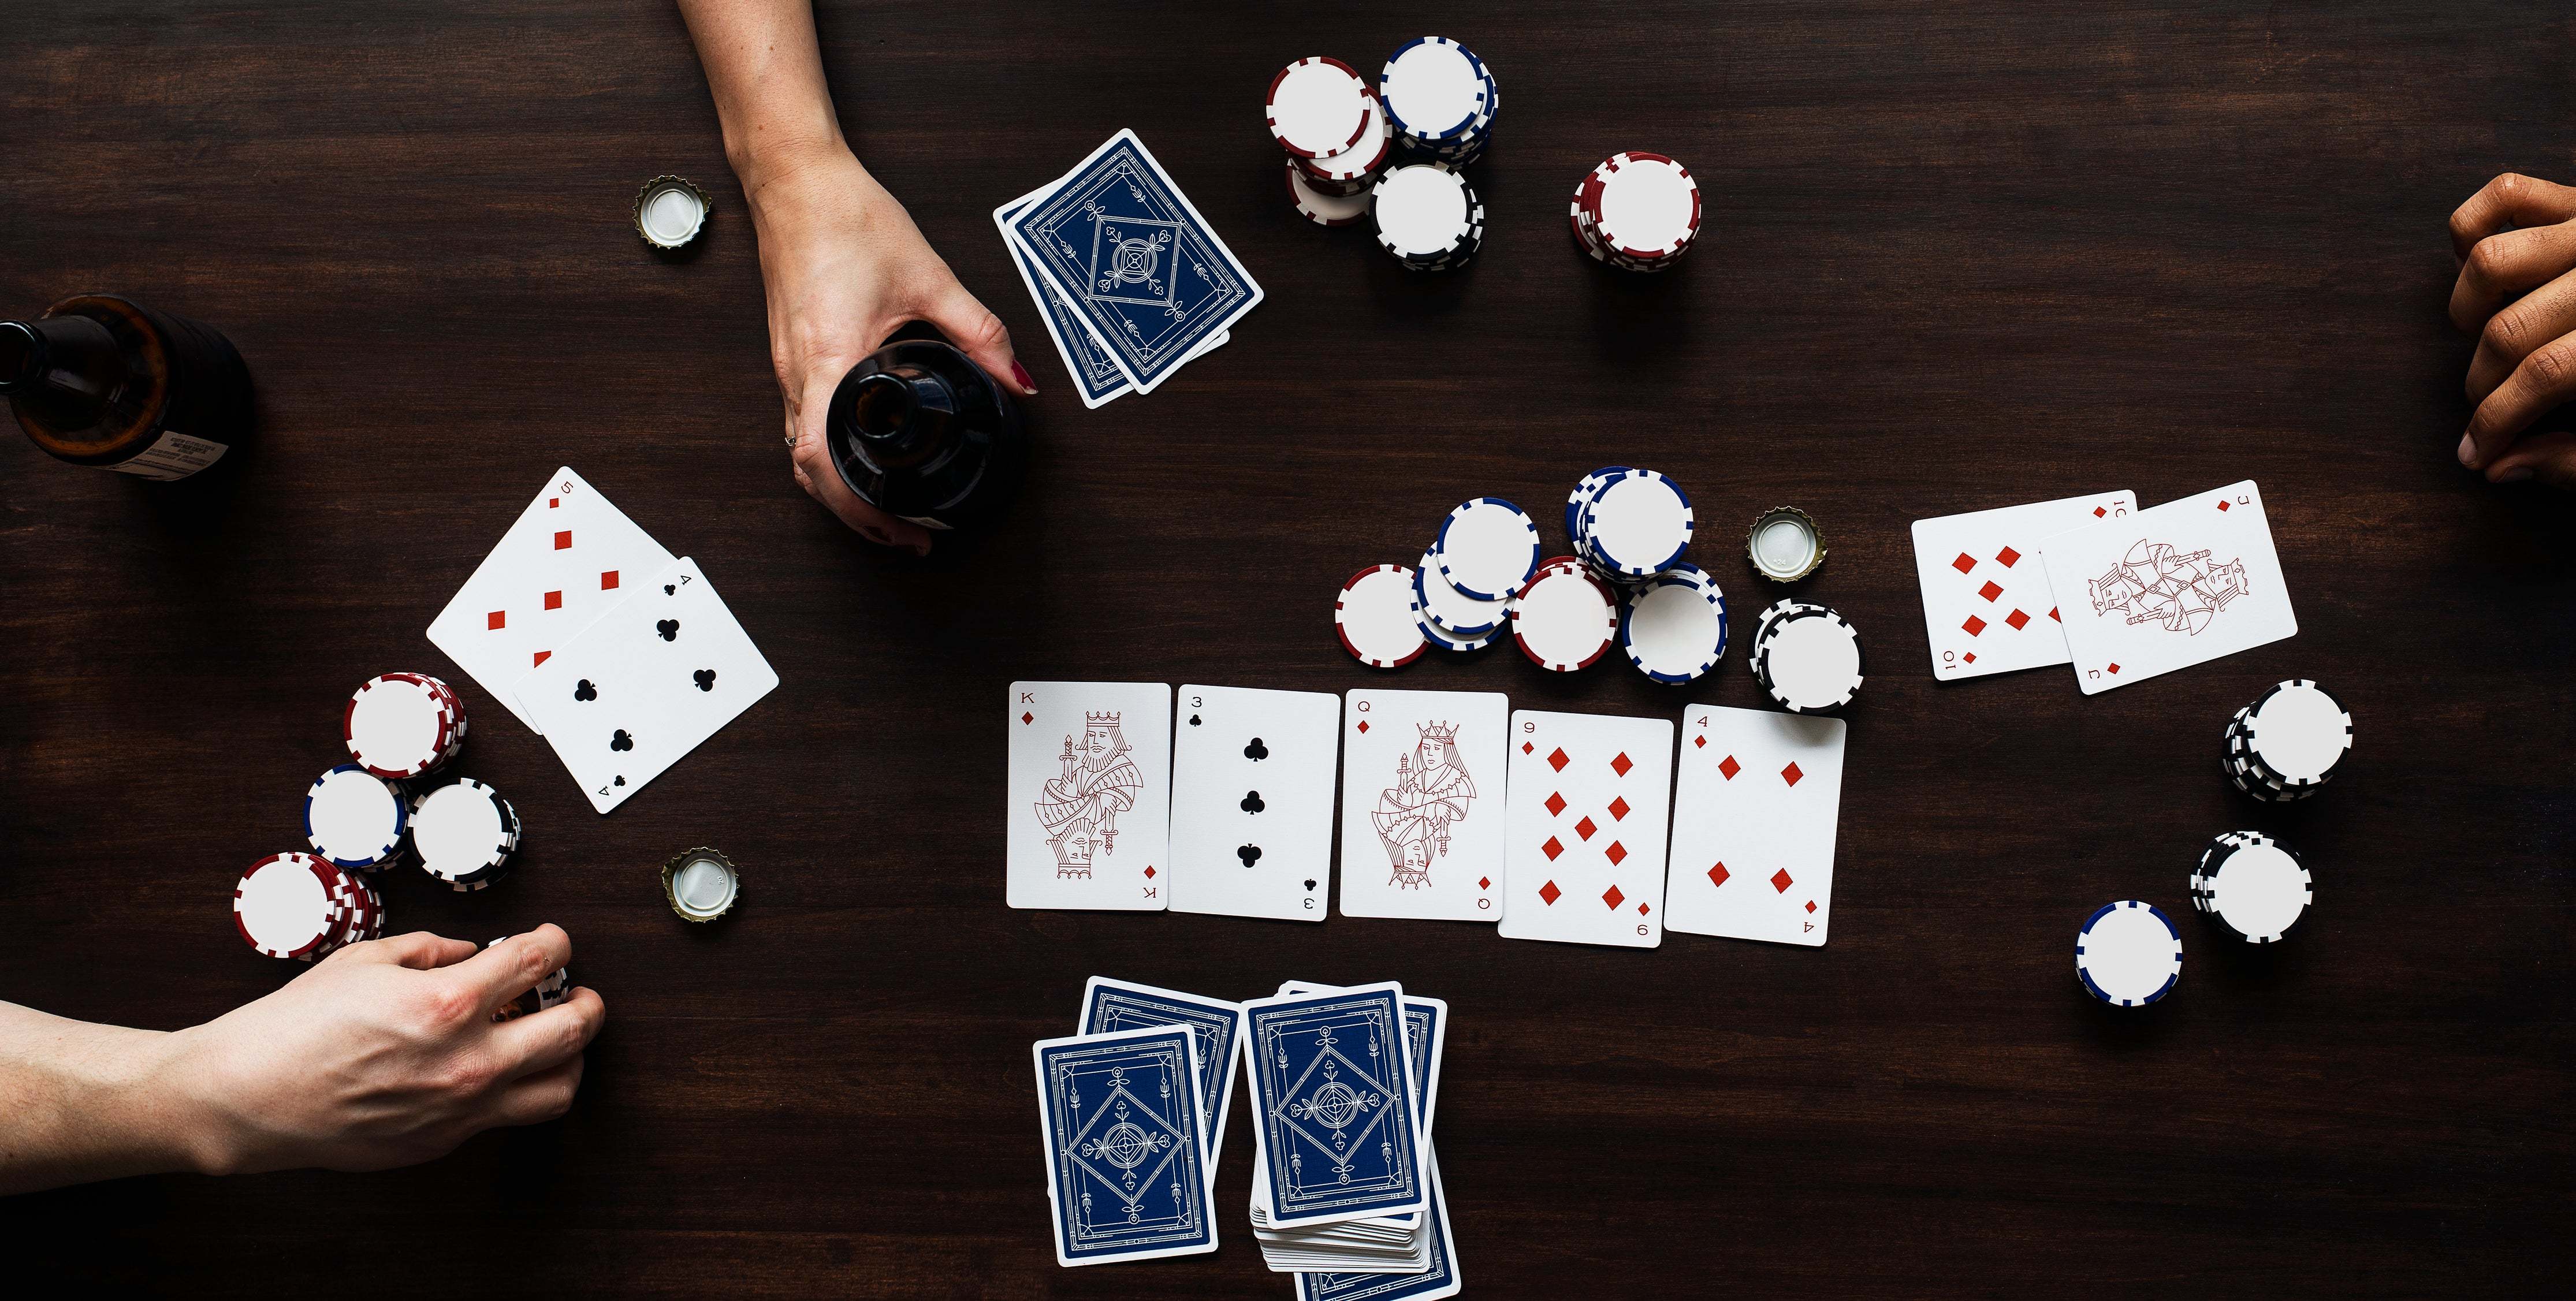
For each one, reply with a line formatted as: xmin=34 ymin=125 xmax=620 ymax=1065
xmin=1580 ymin=469 xmax=1695 ymax=579
xmin=1573 ymin=152 xmax=1701 ymax=269
xmin=2235 ymin=680 xmax=2351 ymax=787
xmin=1296 ymin=87 xmax=1393 ymax=187
xmin=2076 ymin=901 xmax=2183 ymax=1007
xmin=232 ymin=852 xmax=344 ymax=959
xmin=1379 ymin=38 xmax=1492 ymax=143
xmin=1266 ymin=57 xmax=1374 ymax=159
xmin=1371 ymin=163 xmax=1483 ymax=270
xmin=1510 ymin=560 xmax=1618 ymax=672
xmin=1287 ymin=160 xmax=1372 ymax=226
xmin=1754 ymin=605 xmax=1863 ymax=714
xmin=1747 ymin=506 xmax=1826 ymax=582
xmin=1413 ymin=547 xmax=1510 ymax=636
xmin=486 ymin=937 xmax=575 ymax=1020
xmin=663 ymin=847 xmax=741 ymax=923
xmin=2191 ymin=835 xmax=2311 ymax=944
xmin=1563 ymin=465 xmax=1633 ymax=543
xmin=411 ymin=778 xmax=520 ymax=888
xmin=1415 ymin=603 xmax=1498 ymax=653
xmin=344 ymin=673 xmax=462 ymax=778
xmin=1335 ymin=564 xmax=1430 ymax=669
xmin=1433 ymin=497 xmax=1540 ymax=601
xmin=1620 ymin=564 xmax=1729 ymax=683
xmin=303 ymin=764 xmax=408 ymax=870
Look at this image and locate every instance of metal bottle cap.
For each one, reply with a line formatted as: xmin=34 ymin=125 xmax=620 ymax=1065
xmin=661 ymin=846 xmax=740 ymax=922
xmin=1747 ymin=506 xmax=1826 ymax=582
xmin=633 ymin=176 xmax=711 ymax=251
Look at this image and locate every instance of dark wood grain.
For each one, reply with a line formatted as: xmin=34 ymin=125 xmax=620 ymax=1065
xmin=5 ymin=1 xmax=2572 ymax=1294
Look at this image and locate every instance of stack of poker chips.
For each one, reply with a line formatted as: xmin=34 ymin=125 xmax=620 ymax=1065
xmin=1381 ymin=37 xmax=1498 ymax=166
xmin=232 ymin=851 xmax=385 ymax=961
xmin=485 ymin=937 xmax=572 ymax=1020
xmin=2075 ymin=900 xmax=2183 ymax=1008
xmin=1749 ymin=600 xmax=1865 ymax=714
xmin=303 ymin=764 xmax=410 ymax=873
xmin=1267 ymin=56 xmax=1392 ymax=227
xmin=411 ymin=778 xmax=522 ymax=892
xmin=2224 ymin=679 xmax=2351 ymax=803
xmin=1570 ymin=151 xmax=1702 ymax=272
xmin=1371 ymin=161 xmax=1484 ymax=270
xmin=344 ymin=672 xmax=466 ymax=780
xmin=2191 ymin=832 xmax=2313 ymax=945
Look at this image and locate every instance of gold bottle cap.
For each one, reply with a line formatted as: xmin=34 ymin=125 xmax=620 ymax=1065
xmin=661 ymin=847 xmax=739 ymax=922
xmin=1747 ymin=506 xmax=1826 ymax=582
xmin=633 ymin=176 xmax=711 ymax=251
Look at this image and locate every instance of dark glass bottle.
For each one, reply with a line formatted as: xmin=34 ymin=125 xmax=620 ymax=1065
xmin=3 ymin=294 xmax=252 ymax=480
xmin=824 ymin=338 xmax=1026 ymax=534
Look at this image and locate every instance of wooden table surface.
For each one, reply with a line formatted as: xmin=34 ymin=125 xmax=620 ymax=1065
xmin=6 ymin=2 xmax=2571 ymax=1294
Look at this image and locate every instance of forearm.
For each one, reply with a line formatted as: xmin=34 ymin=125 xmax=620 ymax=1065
xmin=0 ymin=1002 xmax=210 ymax=1195
xmin=677 ymin=0 xmax=853 ymax=196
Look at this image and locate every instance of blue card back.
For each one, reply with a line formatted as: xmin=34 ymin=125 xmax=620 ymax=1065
xmin=1246 ymin=983 xmax=1426 ymax=1228
xmin=1008 ymin=129 xmax=1262 ymax=394
xmin=1078 ymin=976 xmax=1245 ymax=1166
xmin=1294 ymin=1156 xmax=1462 ymax=1301
xmin=1032 ymin=1026 xmax=1217 ymax=1265
xmin=995 ymin=193 xmax=1131 ymax=408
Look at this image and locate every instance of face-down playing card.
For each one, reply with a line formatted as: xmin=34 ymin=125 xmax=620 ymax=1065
xmin=2039 ymin=479 xmax=2296 ymax=694
xmin=1292 ymin=1158 xmax=1464 ymax=1301
xmin=1031 ymin=1024 xmax=1218 ymax=1266
xmin=994 ymin=188 xmax=1229 ymax=409
xmin=1006 ymin=681 xmax=1172 ymax=911
xmin=1664 ymin=704 xmax=1848 ymax=946
xmin=1077 ymin=976 xmax=1245 ymax=1189
xmin=1170 ymin=685 xmax=1339 ymax=922
xmin=1243 ymin=982 xmax=1428 ymax=1230
xmin=1497 ymin=710 xmax=1675 ymax=949
xmin=1337 ymin=690 xmax=1507 ymax=923
xmin=515 ymin=556 xmax=778 ymax=814
xmin=1910 ymin=490 xmax=2133 ymax=680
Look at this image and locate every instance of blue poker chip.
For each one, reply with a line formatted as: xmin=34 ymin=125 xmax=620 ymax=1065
xmin=1579 ymin=468 xmax=1696 ymax=577
xmin=2075 ymin=901 xmax=2183 ymax=1007
xmin=1414 ymin=603 xmax=1497 ymax=653
xmin=1413 ymin=547 xmax=1509 ymax=636
xmin=1432 ymin=497 xmax=1540 ymax=601
xmin=1564 ymin=465 xmax=1633 ymax=547
xmin=303 ymin=764 xmax=408 ymax=870
xmin=1379 ymin=37 xmax=1494 ymax=144
xmin=1618 ymin=563 xmax=1729 ymax=684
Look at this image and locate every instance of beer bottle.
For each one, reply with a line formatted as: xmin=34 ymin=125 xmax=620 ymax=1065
xmin=824 ymin=338 xmax=1026 ymax=534
xmin=3 ymin=294 xmax=252 ymax=480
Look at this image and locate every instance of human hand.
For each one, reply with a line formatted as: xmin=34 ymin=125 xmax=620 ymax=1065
xmin=2448 ymin=172 xmax=2576 ymax=486
xmin=159 ymin=926 xmax=604 ymax=1175
xmin=746 ymin=146 xmax=1036 ymax=553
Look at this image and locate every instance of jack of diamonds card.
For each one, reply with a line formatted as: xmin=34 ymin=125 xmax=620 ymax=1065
xmin=1007 ymin=682 xmax=1171 ymax=911
xmin=2038 ymin=479 xmax=2297 ymax=695
xmin=1664 ymin=704 xmax=1848 ymax=946
xmin=1909 ymin=489 xmax=2132 ymax=681
xmin=1496 ymin=710 xmax=1674 ymax=949
xmin=1337 ymin=689 xmax=1507 ymax=923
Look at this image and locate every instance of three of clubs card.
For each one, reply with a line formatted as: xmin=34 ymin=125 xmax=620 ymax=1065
xmin=1665 ymin=705 xmax=1849 ymax=946
xmin=1169 ymin=685 xmax=1338 ymax=922
xmin=1497 ymin=710 xmax=1675 ymax=949
xmin=2038 ymin=479 xmax=2295 ymax=694
xmin=1007 ymin=682 xmax=1172 ymax=911
xmin=1337 ymin=689 xmax=1507 ymax=923
xmin=1909 ymin=489 xmax=2133 ymax=680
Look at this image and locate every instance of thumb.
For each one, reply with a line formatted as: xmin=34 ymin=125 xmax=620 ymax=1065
xmin=920 ymin=278 xmax=1036 ymax=397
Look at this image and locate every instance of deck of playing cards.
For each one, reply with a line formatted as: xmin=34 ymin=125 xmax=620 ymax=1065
xmin=427 ymin=468 xmax=777 ymax=814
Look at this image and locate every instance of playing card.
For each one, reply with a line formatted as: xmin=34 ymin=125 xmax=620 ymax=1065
xmin=1497 ymin=710 xmax=1675 ymax=949
xmin=1031 ymin=1025 xmax=1217 ymax=1266
xmin=1243 ymin=982 xmax=1427 ymax=1229
xmin=1077 ymin=976 xmax=1245 ymax=1184
xmin=426 ymin=466 xmax=675 ymax=732
xmin=1293 ymin=1156 xmax=1462 ymax=1301
xmin=1007 ymin=681 xmax=1172 ymax=911
xmin=1910 ymin=489 xmax=2134 ymax=680
xmin=1664 ymin=705 xmax=1848 ymax=946
xmin=1337 ymin=691 xmax=1506 ymax=923
xmin=1277 ymin=983 xmax=1446 ymax=1138
xmin=1168 ymin=685 xmax=1339 ymax=922
xmin=1004 ymin=129 xmax=1263 ymax=395
xmin=2039 ymin=480 xmax=2296 ymax=694
xmin=513 ymin=557 xmax=777 ymax=814
xmin=995 ymin=188 xmax=1226 ymax=409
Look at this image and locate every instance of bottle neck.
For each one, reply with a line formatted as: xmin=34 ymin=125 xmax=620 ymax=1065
xmin=0 ymin=316 xmax=122 ymax=429
xmin=844 ymin=364 xmax=963 ymax=467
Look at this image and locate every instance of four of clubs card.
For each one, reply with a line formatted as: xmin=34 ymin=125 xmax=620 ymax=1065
xmin=1666 ymin=704 xmax=1849 ymax=946
xmin=1498 ymin=710 xmax=1676 ymax=949
xmin=1170 ymin=685 xmax=1339 ymax=922
xmin=1338 ymin=689 xmax=1507 ymax=923
xmin=1007 ymin=682 xmax=1173 ymax=911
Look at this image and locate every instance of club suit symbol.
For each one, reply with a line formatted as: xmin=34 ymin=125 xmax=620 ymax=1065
xmin=1237 ymin=844 xmax=1263 ymax=868
xmin=1242 ymin=737 xmax=1268 ymax=761
xmin=610 ymin=729 xmax=634 ymax=752
xmin=656 ymin=618 xmax=680 ymax=642
xmin=1239 ymin=790 xmax=1264 ymax=814
xmin=1188 ymin=714 xmax=1201 ymax=726
xmin=693 ymin=669 xmax=717 ymax=692
xmin=662 ymin=582 xmax=676 ymax=595
xmin=574 ymin=679 xmax=597 ymax=702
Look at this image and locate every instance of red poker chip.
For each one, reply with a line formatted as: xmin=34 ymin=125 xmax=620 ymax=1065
xmin=1510 ymin=562 xmax=1620 ymax=672
xmin=1266 ymin=56 xmax=1373 ymax=159
xmin=1334 ymin=564 xmax=1429 ymax=669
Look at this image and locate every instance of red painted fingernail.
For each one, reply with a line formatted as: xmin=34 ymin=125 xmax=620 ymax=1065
xmin=1010 ymin=360 xmax=1037 ymax=393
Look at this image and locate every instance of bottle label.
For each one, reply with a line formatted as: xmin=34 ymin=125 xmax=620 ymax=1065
xmin=103 ymin=428 xmax=229 ymax=480
xmin=898 ymin=513 xmax=954 ymax=531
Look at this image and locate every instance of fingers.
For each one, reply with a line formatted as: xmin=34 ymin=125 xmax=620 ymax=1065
xmin=2484 ymin=428 xmax=2576 ymax=486
xmin=920 ymin=278 xmax=1036 ymax=397
xmin=2467 ymin=270 xmax=2576 ymax=401
xmin=342 ymin=931 xmax=481 ymax=970
xmin=2449 ymin=221 xmax=2576 ymax=333
xmin=487 ymin=986 xmax=606 ymax=1082
xmin=446 ymin=925 xmax=574 ymax=1018
xmin=2451 ymin=173 xmax=2576 ymax=261
xmin=789 ymin=371 xmax=935 ymax=555
xmin=2461 ymin=334 xmax=2576 ymax=469
xmin=484 ymin=1055 xmax=586 ymax=1128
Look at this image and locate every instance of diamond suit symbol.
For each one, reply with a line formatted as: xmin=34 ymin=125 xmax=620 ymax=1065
xmin=1607 ymin=796 xmax=1630 ymax=821
xmin=1978 ymin=580 xmax=2002 ymax=602
xmin=1356 ymin=721 xmax=1369 ymax=734
xmin=2217 ymin=500 xmax=2231 ymax=511
xmin=1547 ymin=747 xmax=1570 ymax=771
xmin=1770 ymin=868 xmax=1793 ymax=893
xmin=1605 ymin=841 xmax=1628 ymax=866
xmin=1781 ymin=762 xmax=1803 ymax=786
xmin=1574 ymin=816 xmax=1598 ymax=841
xmin=1541 ymin=836 xmax=1565 ymax=860
xmin=1538 ymin=880 xmax=1562 ymax=905
xmin=1996 ymin=546 xmax=2021 ymax=566
xmin=1963 ymin=614 xmax=1987 ymax=636
xmin=1718 ymin=755 xmax=1740 ymax=780
xmin=1544 ymin=792 xmax=1566 ymax=817
xmin=1693 ymin=736 xmax=1706 ymax=748
xmin=2006 ymin=609 xmax=2030 ymax=630
xmin=1950 ymin=552 xmax=1976 ymax=574
xmin=1020 ymin=711 xmax=1033 ymax=725
xmin=1610 ymin=752 xmax=1633 ymax=777
xmin=1602 ymin=885 xmax=1625 ymax=911
xmin=1707 ymin=862 xmax=1730 ymax=887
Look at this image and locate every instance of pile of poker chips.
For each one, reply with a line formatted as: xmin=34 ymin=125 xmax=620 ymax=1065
xmin=1268 ymin=56 xmax=1392 ymax=228
xmin=2224 ymin=679 xmax=2352 ymax=804
xmin=304 ymin=764 xmax=409 ymax=872
xmin=1267 ymin=36 xmax=1498 ymax=272
xmin=412 ymin=778 xmax=522 ymax=892
xmin=1749 ymin=600 xmax=1866 ymax=715
xmin=2191 ymin=832 xmax=2312 ymax=945
xmin=1372 ymin=161 xmax=1484 ymax=271
xmin=344 ymin=672 xmax=466 ymax=779
xmin=486 ymin=937 xmax=572 ymax=1021
xmin=2075 ymin=899 xmax=2183 ymax=1008
xmin=232 ymin=851 xmax=385 ymax=961
xmin=1570 ymin=151 xmax=1702 ymax=272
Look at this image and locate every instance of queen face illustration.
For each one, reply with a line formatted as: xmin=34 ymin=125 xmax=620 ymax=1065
xmin=1372 ymin=723 xmax=1475 ymax=890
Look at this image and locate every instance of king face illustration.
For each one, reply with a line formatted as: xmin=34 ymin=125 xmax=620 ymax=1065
xmin=1371 ymin=722 xmax=1475 ymax=890
xmin=1038 ymin=712 xmax=1143 ymax=878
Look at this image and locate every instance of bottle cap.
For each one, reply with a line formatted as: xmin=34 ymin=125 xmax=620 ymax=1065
xmin=1746 ymin=506 xmax=1826 ymax=582
xmin=633 ymin=176 xmax=711 ymax=251
xmin=662 ymin=846 xmax=739 ymax=922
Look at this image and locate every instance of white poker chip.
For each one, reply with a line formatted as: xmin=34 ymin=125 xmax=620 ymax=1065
xmin=412 ymin=778 xmax=519 ymax=882
xmin=2076 ymin=900 xmax=2183 ymax=1006
xmin=1335 ymin=564 xmax=1429 ymax=669
xmin=1564 ymin=465 xmax=1632 ymax=545
xmin=1433 ymin=497 xmax=1540 ymax=601
xmin=1297 ymin=86 xmax=1391 ymax=184
xmin=2193 ymin=840 xmax=2311 ymax=944
xmin=1372 ymin=163 xmax=1479 ymax=262
xmin=233 ymin=852 xmax=341 ymax=959
xmin=1581 ymin=469 xmax=1695 ymax=577
xmin=1413 ymin=546 xmax=1510 ymax=636
xmin=1756 ymin=609 xmax=1863 ymax=713
xmin=1589 ymin=153 xmax=1701 ymax=258
xmin=1415 ymin=603 xmax=1497 ymax=653
xmin=2240 ymin=680 xmax=2351 ymax=785
xmin=1379 ymin=37 xmax=1491 ymax=143
xmin=1510 ymin=562 xmax=1618 ymax=672
xmin=303 ymin=765 xmax=407 ymax=870
xmin=1287 ymin=160 xmax=1372 ymax=226
xmin=1621 ymin=564 xmax=1728 ymax=683
xmin=1265 ymin=57 xmax=1373 ymax=158
xmin=344 ymin=674 xmax=456 ymax=778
